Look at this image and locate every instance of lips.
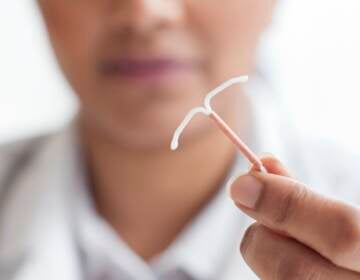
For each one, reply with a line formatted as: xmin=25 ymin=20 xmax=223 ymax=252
xmin=100 ymin=58 xmax=195 ymax=79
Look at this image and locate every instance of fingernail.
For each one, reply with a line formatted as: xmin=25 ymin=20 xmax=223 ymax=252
xmin=226 ymin=170 xmax=248 ymax=198
xmin=229 ymin=175 xmax=263 ymax=209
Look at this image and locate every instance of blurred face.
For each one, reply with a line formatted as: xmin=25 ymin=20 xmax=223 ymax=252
xmin=38 ymin=0 xmax=275 ymax=150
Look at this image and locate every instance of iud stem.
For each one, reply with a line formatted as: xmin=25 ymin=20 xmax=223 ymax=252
xmin=208 ymin=110 xmax=265 ymax=172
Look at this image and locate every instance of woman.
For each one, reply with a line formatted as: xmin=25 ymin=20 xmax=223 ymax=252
xmin=1 ymin=0 xmax=360 ymax=279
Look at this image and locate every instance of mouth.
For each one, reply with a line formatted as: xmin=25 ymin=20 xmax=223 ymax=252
xmin=99 ymin=57 xmax=197 ymax=84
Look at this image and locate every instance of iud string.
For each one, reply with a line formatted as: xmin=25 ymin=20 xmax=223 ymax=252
xmin=170 ymin=76 xmax=266 ymax=173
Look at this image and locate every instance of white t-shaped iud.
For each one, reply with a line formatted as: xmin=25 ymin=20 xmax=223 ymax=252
xmin=170 ymin=75 xmax=266 ymax=172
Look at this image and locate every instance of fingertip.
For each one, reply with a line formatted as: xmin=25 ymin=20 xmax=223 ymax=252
xmin=253 ymin=154 xmax=292 ymax=177
xmin=259 ymin=153 xmax=278 ymax=163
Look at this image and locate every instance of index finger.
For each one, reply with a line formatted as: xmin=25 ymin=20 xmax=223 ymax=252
xmin=230 ymin=156 xmax=360 ymax=272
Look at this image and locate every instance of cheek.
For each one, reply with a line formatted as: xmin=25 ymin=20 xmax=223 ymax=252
xmin=188 ymin=0 xmax=274 ymax=74
xmin=39 ymin=1 xmax=104 ymax=96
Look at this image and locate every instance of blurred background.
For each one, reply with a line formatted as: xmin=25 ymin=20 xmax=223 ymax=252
xmin=0 ymin=1 xmax=359 ymax=153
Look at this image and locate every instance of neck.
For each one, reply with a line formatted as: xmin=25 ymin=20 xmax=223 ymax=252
xmin=78 ymin=96 xmax=251 ymax=260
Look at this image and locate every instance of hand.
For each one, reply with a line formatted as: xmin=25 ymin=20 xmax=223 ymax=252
xmin=229 ymin=155 xmax=360 ymax=279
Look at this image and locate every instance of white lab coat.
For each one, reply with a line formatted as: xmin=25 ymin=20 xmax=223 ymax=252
xmin=1 ymin=79 xmax=360 ymax=280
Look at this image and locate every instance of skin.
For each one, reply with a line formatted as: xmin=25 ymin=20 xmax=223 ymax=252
xmin=230 ymin=155 xmax=360 ymax=279
xmin=37 ymin=0 xmax=360 ymax=278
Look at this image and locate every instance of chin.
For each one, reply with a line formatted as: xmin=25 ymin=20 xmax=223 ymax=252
xmin=83 ymin=107 xmax=209 ymax=151
xmin=79 ymin=77 xmax=214 ymax=150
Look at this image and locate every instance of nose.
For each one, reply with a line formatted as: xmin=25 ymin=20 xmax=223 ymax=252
xmin=108 ymin=0 xmax=184 ymax=34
